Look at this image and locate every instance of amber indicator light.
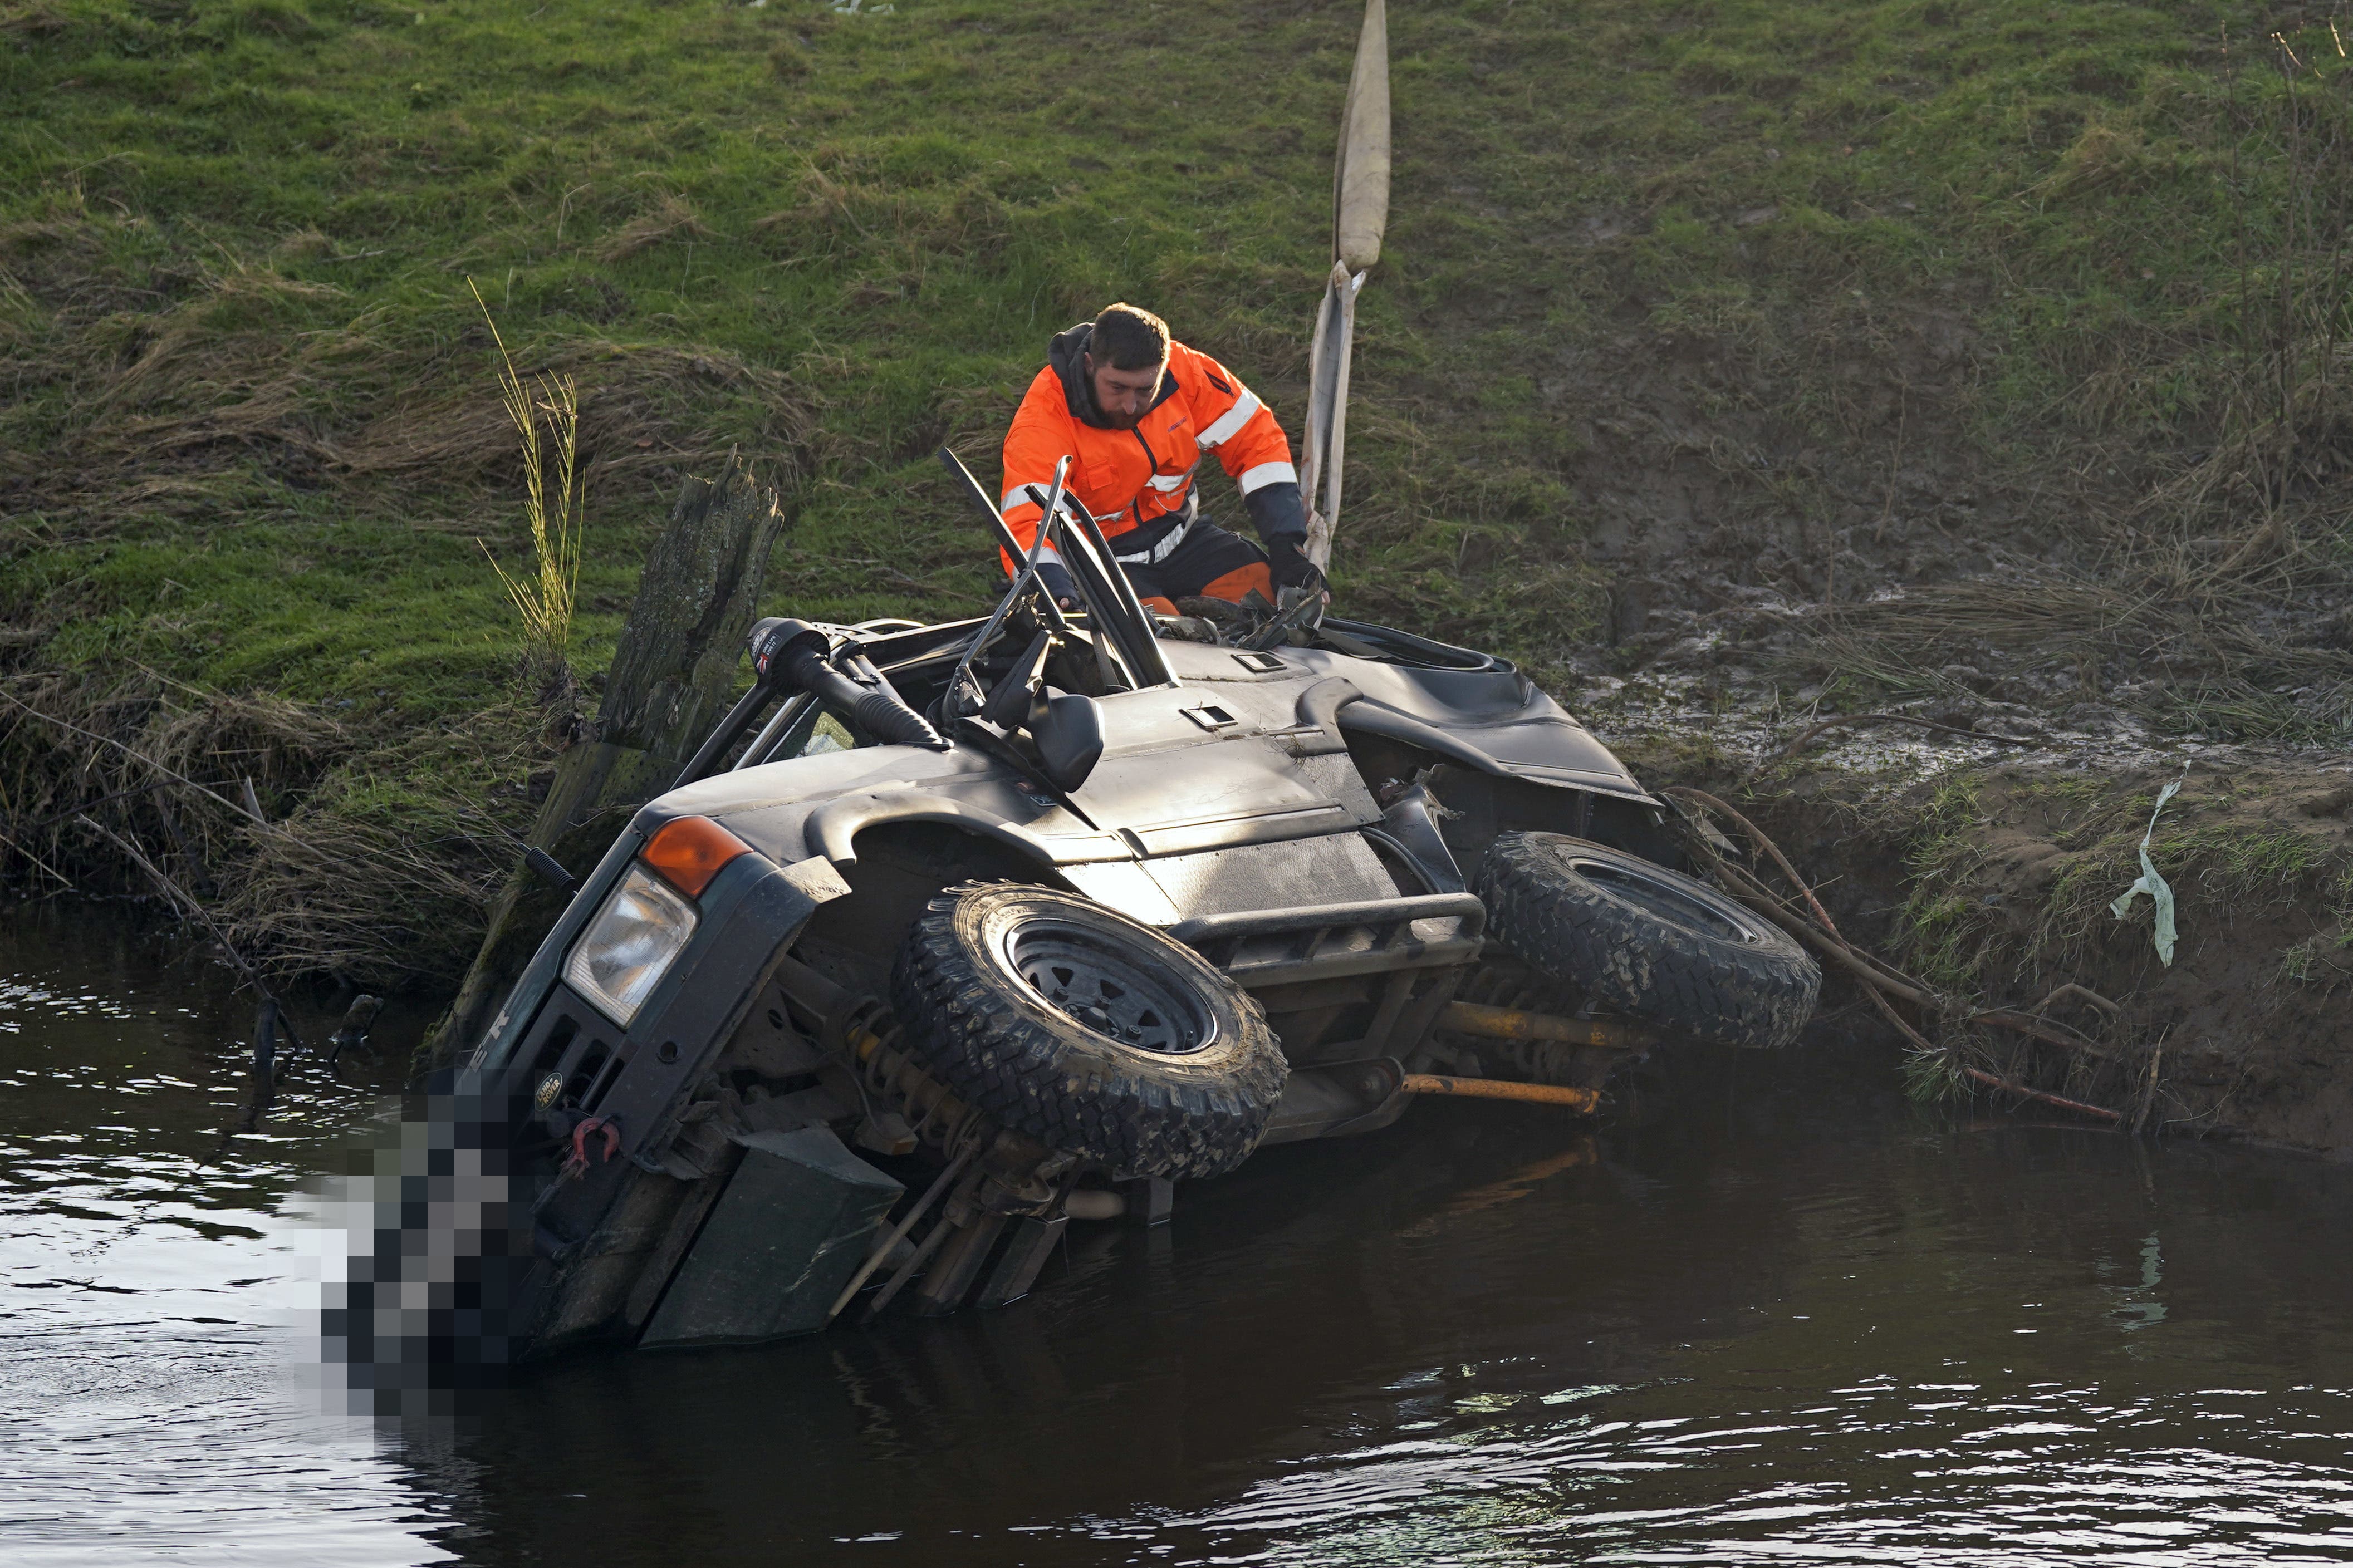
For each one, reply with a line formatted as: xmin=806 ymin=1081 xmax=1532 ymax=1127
xmin=640 ymin=815 xmax=753 ymax=898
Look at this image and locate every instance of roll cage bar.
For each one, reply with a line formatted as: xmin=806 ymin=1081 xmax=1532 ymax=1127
xmin=670 ymin=450 xmax=1179 ymax=791
xmin=934 ymin=446 xmax=1178 ymax=693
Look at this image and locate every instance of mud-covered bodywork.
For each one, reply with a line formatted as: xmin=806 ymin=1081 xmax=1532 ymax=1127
xmin=467 ymin=501 xmax=1702 ymax=1355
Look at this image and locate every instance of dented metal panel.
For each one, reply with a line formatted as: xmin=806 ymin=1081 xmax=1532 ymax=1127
xmin=1144 ymin=834 xmax=1400 ymax=921
xmin=639 ymin=1127 xmax=901 ymax=1348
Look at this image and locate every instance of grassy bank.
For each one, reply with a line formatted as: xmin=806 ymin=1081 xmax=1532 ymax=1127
xmin=4 ymin=0 xmax=2348 ymax=987
xmin=1753 ymin=750 xmax=2353 ymax=1147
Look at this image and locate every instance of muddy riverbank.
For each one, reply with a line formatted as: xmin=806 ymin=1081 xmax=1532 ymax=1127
xmin=1586 ymin=674 xmax=2353 ymax=1159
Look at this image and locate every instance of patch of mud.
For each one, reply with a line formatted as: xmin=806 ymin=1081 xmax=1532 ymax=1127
xmin=1564 ymin=308 xmax=2003 ymax=601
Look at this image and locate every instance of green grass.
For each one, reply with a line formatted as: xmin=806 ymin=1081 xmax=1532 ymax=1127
xmin=1898 ymin=771 xmax=1998 ymax=996
xmin=1898 ymin=765 xmax=2353 ymax=1006
xmin=3 ymin=0 xmax=2339 ymax=982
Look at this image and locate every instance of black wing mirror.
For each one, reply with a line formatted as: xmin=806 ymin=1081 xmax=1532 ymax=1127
xmin=1032 ymin=693 xmax=1104 ymax=794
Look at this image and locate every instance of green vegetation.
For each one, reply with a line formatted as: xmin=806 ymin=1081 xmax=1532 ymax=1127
xmin=474 ymin=283 xmax=585 ymax=700
xmin=1897 ymin=772 xmax=1997 ymax=996
xmin=1894 ymin=765 xmax=2353 ymax=1004
xmin=4 ymin=0 xmax=2345 ymax=984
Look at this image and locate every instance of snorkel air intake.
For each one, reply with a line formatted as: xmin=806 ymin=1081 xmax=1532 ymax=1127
xmin=750 ymin=618 xmax=948 ymax=751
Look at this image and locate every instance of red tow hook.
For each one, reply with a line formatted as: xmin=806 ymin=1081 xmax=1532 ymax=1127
xmin=562 ymin=1114 xmax=622 ymax=1181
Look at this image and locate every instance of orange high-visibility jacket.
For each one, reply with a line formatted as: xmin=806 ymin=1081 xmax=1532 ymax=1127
xmin=999 ymin=323 xmax=1305 ymax=582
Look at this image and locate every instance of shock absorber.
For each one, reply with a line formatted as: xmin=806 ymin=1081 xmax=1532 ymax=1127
xmin=772 ymin=955 xmax=1057 ymax=1197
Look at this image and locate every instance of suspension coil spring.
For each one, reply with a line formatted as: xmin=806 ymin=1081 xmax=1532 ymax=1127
xmin=834 ymin=994 xmax=987 ymax=1158
xmin=773 ymin=955 xmax=1053 ymax=1190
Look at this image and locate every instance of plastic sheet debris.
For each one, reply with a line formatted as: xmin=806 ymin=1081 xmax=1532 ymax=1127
xmin=2111 ymin=774 xmax=2185 ymax=966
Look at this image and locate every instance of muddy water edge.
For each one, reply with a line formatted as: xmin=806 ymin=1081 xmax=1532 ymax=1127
xmin=8 ymin=899 xmax=2353 ymax=1566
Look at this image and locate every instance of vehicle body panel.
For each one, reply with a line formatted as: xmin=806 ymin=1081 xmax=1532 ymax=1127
xmin=470 ymin=612 xmax=1673 ymax=1357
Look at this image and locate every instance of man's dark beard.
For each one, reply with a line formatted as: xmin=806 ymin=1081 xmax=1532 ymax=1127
xmin=1086 ymin=374 xmax=1152 ymax=429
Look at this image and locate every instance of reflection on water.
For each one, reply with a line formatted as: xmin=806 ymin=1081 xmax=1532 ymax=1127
xmin=5 ymin=908 xmax=2353 ymax=1566
xmin=0 ymin=911 xmax=449 ymax=1566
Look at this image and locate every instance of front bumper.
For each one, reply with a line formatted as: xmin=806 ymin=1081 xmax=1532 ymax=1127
xmin=504 ymin=848 xmax=829 ymax=1171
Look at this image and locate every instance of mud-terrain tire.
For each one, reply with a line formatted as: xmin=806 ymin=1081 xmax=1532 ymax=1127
xmin=891 ymin=882 xmax=1287 ymax=1179
xmin=1473 ymin=833 xmax=1820 ymax=1050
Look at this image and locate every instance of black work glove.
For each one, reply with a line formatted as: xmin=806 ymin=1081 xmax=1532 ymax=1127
xmin=1266 ymin=537 xmax=1325 ymax=596
xmin=1035 ymin=559 xmax=1080 ymax=609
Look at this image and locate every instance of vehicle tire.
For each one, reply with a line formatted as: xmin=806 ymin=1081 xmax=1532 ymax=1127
xmin=1473 ymin=833 xmax=1820 ymax=1050
xmin=891 ymin=882 xmax=1287 ymax=1179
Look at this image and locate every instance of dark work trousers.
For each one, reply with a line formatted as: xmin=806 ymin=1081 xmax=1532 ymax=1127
xmin=1110 ymin=518 xmax=1273 ymax=612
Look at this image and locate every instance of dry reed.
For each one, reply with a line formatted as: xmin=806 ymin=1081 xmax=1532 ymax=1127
xmin=470 ymin=281 xmax=583 ymax=693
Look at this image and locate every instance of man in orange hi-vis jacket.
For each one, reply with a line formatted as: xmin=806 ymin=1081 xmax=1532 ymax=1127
xmin=999 ymin=302 xmax=1322 ymax=616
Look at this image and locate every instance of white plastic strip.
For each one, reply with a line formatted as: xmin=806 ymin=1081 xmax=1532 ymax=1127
xmin=2110 ymin=771 xmax=2186 ymax=966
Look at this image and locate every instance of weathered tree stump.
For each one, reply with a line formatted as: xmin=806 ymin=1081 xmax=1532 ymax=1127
xmin=420 ymin=459 xmax=790 ymax=1071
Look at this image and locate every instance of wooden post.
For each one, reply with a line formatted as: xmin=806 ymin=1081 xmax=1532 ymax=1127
xmin=419 ymin=458 xmax=790 ymax=1071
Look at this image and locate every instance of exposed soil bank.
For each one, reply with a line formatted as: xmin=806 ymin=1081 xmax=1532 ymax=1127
xmin=1610 ymin=701 xmax=2353 ymax=1158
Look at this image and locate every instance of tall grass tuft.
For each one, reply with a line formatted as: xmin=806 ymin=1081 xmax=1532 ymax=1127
xmin=470 ymin=281 xmax=584 ymax=705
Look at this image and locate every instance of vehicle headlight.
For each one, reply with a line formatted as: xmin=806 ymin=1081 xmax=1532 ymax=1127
xmin=564 ymin=865 xmax=698 ymax=1027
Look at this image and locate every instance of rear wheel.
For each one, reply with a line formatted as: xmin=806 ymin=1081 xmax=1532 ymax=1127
xmin=891 ymin=883 xmax=1287 ymax=1179
xmin=1473 ymin=833 xmax=1820 ymax=1050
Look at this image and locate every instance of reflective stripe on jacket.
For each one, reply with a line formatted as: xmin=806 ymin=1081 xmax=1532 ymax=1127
xmin=999 ymin=323 xmax=1301 ymax=576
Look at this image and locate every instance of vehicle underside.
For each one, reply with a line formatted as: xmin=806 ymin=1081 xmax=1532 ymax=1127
xmin=419 ymin=456 xmax=1820 ymax=1359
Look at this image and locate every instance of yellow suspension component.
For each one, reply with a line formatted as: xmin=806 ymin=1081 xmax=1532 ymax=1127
xmin=1439 ymin=1000 xmax=1653 ymax=1051
xmin=1399 ymin=1074 xmax=1600 ymax=1112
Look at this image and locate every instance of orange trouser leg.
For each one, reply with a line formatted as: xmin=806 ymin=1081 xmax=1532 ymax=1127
xmin=1137 ymin=595 xmax=1180 ymax=617
xmin=1119 ymin=521 xmax=1271 ymax=607
xmin=1197 ymin=562 xmax=1273 ymax=606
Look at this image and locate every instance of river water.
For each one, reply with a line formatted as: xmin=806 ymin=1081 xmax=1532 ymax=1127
xmin=6 ymin=908 xmax=2352 ymax=1566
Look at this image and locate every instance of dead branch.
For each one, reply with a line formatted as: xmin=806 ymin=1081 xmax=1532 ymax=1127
xmin=1968 ymin=1008 xmax=2111 ymax=1058
xmin=2026 ymin=982 xmax=2124 ymax=1019
xmin=1663 ymin=787 xmax=1845 ymax=936
xmin=73 ymin=814 xmax=306 ymax=1060
xmin=1666 ymin=788 xmax=2128 ymax=1124
xmin=1709 ymin=853 xmax=1937 ymax=1004
xmin=7 ymin=777 xmax=256 ymax=839
xmin=1961 ymin=1067 xmax=2124 ymax=1123
xmin=2 ymin=687 xmax=268 ymax=827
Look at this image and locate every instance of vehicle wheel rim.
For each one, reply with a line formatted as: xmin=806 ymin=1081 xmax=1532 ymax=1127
xmin=1001 ymin=918 xmax=1216 ymax=1055
xmin=1563 ymin=854 xmax=1758 ymax=944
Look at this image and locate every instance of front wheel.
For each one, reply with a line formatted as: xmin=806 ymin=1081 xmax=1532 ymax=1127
xmin=1473 ymin=833 xmax=1820 ymax=1050
xmin=891 ymin=883 xmax=1287 ymax=1179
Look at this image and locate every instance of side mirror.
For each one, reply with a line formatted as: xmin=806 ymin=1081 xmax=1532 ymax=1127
xmin=1032 ymin=693 xmax=1104 ymax=794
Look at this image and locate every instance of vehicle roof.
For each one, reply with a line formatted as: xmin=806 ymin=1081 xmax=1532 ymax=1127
xmin=646 ymin=615 xmax=1654 ymax=883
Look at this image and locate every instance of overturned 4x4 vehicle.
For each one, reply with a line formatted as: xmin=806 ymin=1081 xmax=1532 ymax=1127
xmin=467 ymin=455 xmax=1820 ymax=1355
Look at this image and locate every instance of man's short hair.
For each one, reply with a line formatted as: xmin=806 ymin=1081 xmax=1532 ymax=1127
xmin=1089 ymin=302 xmax=1171 ymax=372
